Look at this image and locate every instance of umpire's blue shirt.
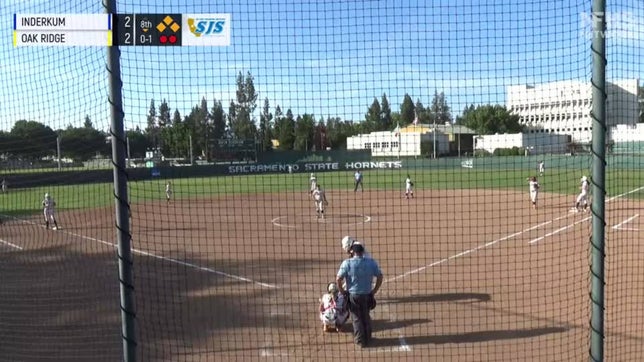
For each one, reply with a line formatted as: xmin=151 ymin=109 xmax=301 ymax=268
xmin=337 ymin=256 xmax=382 ymax=295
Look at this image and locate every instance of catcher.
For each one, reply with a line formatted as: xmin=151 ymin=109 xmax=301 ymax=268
xmin=312 ymin=183 xmax=328 ymax=219
xmin=319 ymin=282 xmax=349 ymax=332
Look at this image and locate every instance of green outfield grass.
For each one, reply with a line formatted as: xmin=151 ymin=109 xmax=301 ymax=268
xmin=1 ymin=168 xmax=642 ymax=216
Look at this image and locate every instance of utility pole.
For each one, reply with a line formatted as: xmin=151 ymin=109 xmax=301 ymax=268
xmin=126 ymin=136 xmax=131 ymax=162
xmin=189 ymin=134 xmax=194 ymax=165
xmin=56 ymin=136 xmax=61 ymax=170
xmin=433 ymin=120 xmax=436 ymax=159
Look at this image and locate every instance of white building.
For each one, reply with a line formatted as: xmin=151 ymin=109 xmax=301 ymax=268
xmin=347 ymin=127 xmax=450 ymax=157
xmin=609 ymin=123 xmax=644 ymax=154
xmin=610 ymin=123 xmax=644 ymax=142
xmin=507 ymin=79 xmax=639 ymax=143
xmin=474 ymin=133 xmax=570 ymax=155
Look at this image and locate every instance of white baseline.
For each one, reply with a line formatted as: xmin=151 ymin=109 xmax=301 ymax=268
xmin=387 ymin=185 xmax=644 ymax=283
xmin=5 ymin=215 xmax=277 ymax=289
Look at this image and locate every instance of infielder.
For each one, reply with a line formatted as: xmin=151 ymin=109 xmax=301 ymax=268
xmin=353 ymin=170 xmax=363 ymax=192
xmin=575 ymin=176 xmax=589 ymax=212
xmin=42 ymin=193 xmax=59 ymax=230
xmin=538 ymin=161 xmax=545 ymax=176
xmin=405 ymin=175 xmax=414 ymax=199
xmin=165 ymin=181 xmax=172 ymax=203
xmin=527 ymin=176 xmax=540 ymax=209
xmin=309 ymin=173 xmax=317 ymax=197
xmin=312 ymin=184 xmax=328 ymax=219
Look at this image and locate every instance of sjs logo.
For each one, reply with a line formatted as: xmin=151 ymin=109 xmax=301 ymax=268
xmin=188 ymin=18 xmax=226 ymax=37
xmin=183 ymin=14 xmax=231 ymax=46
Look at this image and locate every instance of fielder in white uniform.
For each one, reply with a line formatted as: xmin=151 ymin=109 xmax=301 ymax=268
xmin=42 ymin=193 xmax=59 ymax=230
xmin=527 ymin=176 xmax=540 ymax=209
xmin=165 ymin=181 xmax=172 ymax=203
xmin=405 ymin=175 xmax=414 ymax=199
xmin=309 ymin=173 xmax=317 ymax=197
xmin=312 ymin=184 xmax=328 ymax=219
xmin=575 ymin=176 xmax=589 ymax=212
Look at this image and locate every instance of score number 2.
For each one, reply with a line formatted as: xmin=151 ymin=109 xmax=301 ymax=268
xmin=115 ymin=14 xmax=134 ymax=46
xmin=121 ymin=15 xmax=133 ymax=45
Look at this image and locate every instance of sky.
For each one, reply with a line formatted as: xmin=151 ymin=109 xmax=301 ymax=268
xmin=1 ymin=0 xmax=643 ymax=133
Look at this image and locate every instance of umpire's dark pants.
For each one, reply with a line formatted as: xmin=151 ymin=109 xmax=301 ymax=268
xmin=348 ymin=293 xmax=372 ymax=346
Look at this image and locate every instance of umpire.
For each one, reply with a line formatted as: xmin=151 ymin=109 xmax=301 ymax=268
xmin=336 ymin=243 xmax=383 ymax=348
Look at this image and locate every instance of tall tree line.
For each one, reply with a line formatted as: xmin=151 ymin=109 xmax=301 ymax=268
xmin=2 ymin=71 xmax=522 ymax=161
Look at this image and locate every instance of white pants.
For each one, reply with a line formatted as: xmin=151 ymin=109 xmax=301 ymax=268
xmin=530 ymin=190 xmax=538 ymax=203
xmin=406 ymin=185 xmax=413 ymax=194
xmin=44 ymin=209 xmax=55 ymax=222
xmin=315 ymin=200 xmax=325 ymax=212
xmin=576 ymin=191 xmax=588 ymax=206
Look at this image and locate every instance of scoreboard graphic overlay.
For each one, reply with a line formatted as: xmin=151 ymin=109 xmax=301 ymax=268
xmin=13 ymin=13 xmax=231 ymax=47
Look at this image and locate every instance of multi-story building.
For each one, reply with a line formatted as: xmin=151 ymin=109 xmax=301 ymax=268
xmin=507 ymin=79 xmax=639 ymax=143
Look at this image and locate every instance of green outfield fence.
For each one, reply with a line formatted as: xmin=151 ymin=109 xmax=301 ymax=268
xmin=2 ymin=0 xmax=643 ymax=361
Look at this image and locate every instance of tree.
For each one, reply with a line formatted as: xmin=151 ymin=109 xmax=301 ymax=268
xmin=294 ymin=113 xmax=315 ymax=151
xmin=0 ymin=131 xmax=16 ymax=156
xmin=258 ymin=98 xmax=273 ymax=151
xmin=210 ymin=98 xmax=226 ymax=141
xmin=160 ymin=109 xmax=190 ymax=158
xmin=229 ymin=71 xmax=258 ymax=140
xmin=184 ymin=98 xmax=210 ymax=159
xmin=276 ymin=109 xmax=296 ymax=150
xmin=456 ymin=104 xmax=523 ymax=135
xmin=400 ymin=94 xmax=415 ymax=125
xmin=125 ymin=128 xmax=151 ymax=158
xmin=364 ymin=97 xmax=381 ymax=132
xmin=313 ymin=120 xmax=328 ymax=151
xmin=430 ymin=91 xmax=452 ymax=125
xmin=83 ymin=115 xmax=94 ymax=129
xmin=380 ymin=93 xmax=393 ymax=130
xmin=146 ymin=99 xmax=158 ymax=148
xmin=158 ymin=99 xmax=172 ymax=128
xmin=59 ymin=126 xmax=107 ymax=161
xmin=10 ymin=120 xmax=57 ymax=159
xmin=415 ymin=99 xmax=429 ymax=124
xmin=325 ymin=117 xmax=356 ymax=149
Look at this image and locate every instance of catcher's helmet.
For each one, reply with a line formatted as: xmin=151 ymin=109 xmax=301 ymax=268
xmin=327 ymin=282 xmax=339 ymax=294
xmin=341 ymin=236 xmax=355 ymax=252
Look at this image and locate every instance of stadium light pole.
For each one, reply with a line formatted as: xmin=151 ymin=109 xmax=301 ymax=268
xmin=105 ymin=1 xmax=137 ymax=361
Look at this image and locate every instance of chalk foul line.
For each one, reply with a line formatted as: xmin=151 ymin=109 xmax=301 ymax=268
xmin=4 ymin=215 xmax=277 ymax=289
xmin=0 ymin=238 xmax=23 ymax=250
xmin=387 ymin=185 xmax=644 ymax=283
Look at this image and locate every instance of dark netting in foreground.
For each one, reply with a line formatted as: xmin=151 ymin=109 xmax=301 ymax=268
xmin=1 ymin=0 xmax=643 ymax=361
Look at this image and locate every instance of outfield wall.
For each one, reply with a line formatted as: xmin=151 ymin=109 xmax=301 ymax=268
xmin=4 ymin=154 xmax=642 ymax=189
